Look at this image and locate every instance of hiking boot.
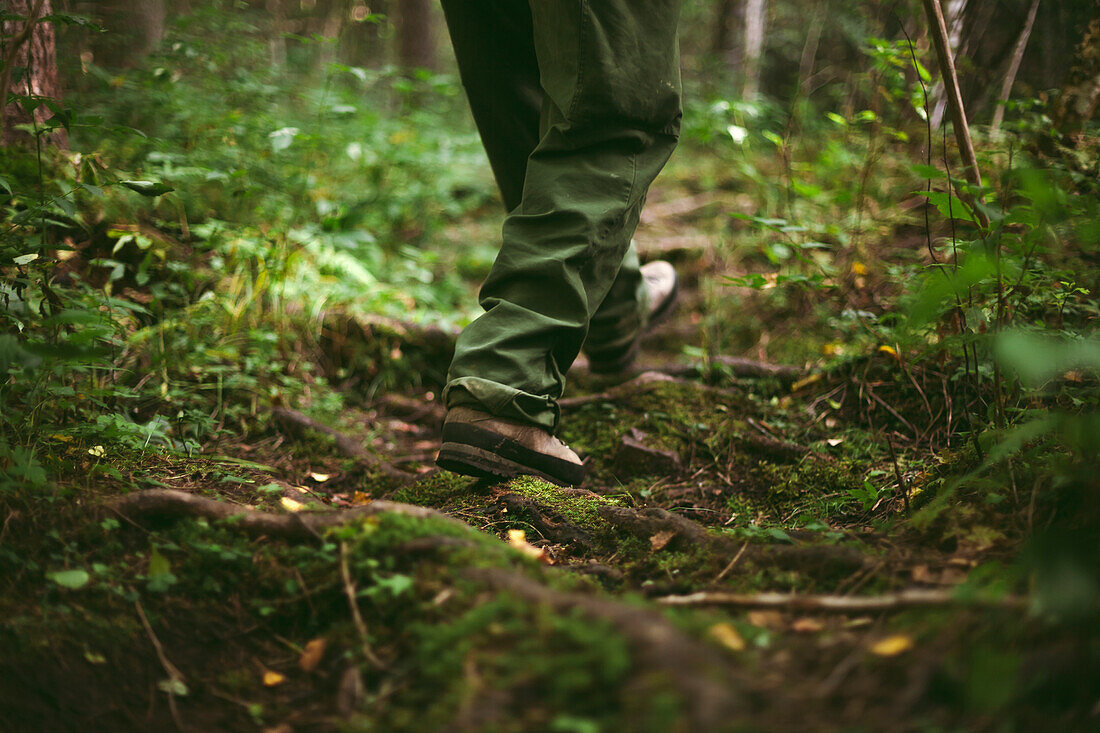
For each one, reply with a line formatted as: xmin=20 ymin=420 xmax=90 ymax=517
xmin=437 ymin=407 xmax=585 ymax=487
xmin=587 ymin=259 xmax=679 ymax=374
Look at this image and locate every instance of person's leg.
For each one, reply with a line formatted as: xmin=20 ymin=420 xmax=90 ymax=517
xmin=442 ymin=0 xmax=654 ymax=374
xmin=444 ymin=0 xmax=683 ymax=433
xmin=439 ymin=0 xmax=539 ymax=212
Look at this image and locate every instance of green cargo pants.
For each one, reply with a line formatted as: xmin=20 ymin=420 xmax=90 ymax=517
xmin=440 ymin=0 xmax=682 ymax=432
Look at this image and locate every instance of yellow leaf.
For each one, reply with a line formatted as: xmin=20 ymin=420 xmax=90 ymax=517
xmin=50 ymin=434 xmax=72 ymax=443
xmin=852 ymin=261 xmax=868 ymax=275
xmin=280 ymin=497 xmax=305 ymax=512
xmin=707 ymin=623 xmax=746 ymax=652
xmin=87 ymin=445 xmax=107 ymax=458
xmin=649 ymin=530 xmax=676 ymax=551
xmin=351 ymin=491 xmax=371 ymax=506
xmin=262 ymin=669 xmax=286 ymax=687
xmin=309 ymin=472 xmax=332 ymax=482
xmin=791 ymin=373 xmax=822 ymax=392
xmin=747 ymin=610 xmax=784 ymax=629
xmin=506 ymin=529 xmax=550 ymax=563
xmin=877 ymin=344 xmax=899 ymax=360
xmin=791 ymin=617 xmax=825 ymax=633
xmin=298 ymin=638 xmax=327 ymax=672
xmin=870 ymin=634 xmax=914 ymax=657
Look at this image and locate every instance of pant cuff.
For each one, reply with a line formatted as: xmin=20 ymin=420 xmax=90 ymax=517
xmin=443 ymin=377 xmax=559 ymax=432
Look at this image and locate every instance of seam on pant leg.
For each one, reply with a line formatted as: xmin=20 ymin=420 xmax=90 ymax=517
xmin=566 ymin=0 xmax=588 ymax=122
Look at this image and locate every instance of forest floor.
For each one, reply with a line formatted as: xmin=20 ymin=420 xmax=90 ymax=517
xmin=2 ymin=175 xmax=1097 ymax=733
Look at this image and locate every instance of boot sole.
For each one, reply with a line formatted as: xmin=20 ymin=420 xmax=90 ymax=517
xmin=437 ymin=423 xmax=585 ymax=487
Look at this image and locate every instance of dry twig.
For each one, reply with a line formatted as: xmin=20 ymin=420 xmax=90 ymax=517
xmin=656 ymin=589 xmax=1029 ymax=612
xmin=339 ymin=541 xmax=387 ymax=669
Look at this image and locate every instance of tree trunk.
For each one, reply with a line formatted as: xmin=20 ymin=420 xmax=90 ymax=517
xmin=929 ymin=0 xmax=968 ymax=130
xmin=742 ymin=0 xmax=768 ymax=98
xmin=396 ymin=0 xmax=435 ymax=71
xmin=990 ymin=0 xmax=1040 ymax=132
xmin=1 ymin=0 xmax=66 ymax=148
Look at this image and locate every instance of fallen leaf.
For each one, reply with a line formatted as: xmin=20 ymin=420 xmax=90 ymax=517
xmin=791 ymin=373 xmax=822 ymax=392
xmin=826 ymin=437 xmax=845 ymax=447
xmin=298 ymin=638 xmax=327 ymax=672
xmin=791 ymin=617 xmax=825 ymax=633
xmin=870 ymin=634 xmax=914 ymax=657
xmin=48 ymin=569 xmax=91 ymax=590
xmin=911 ymin=565 xmax=936 ymax=584
xmin=87 ymin=445 xmax=107 ymax=458
xmin=877 ymin=344 xmax=900 ymax=360
xmin=262 ymin=669 xmax=286 ymax=687
xmin=707 ymin=622 xmax=746 ymax=652
xmin=747 ymin=610 xmax=784 ymax=629
xmin=280 ymin=497 xmax=305 ymax=512
xmin=852 ymin=261 xmax=868 ymax=275
xmin=649 ymin=530 xmax=676 ymax=551
xmin=309 ymin=472 xmax=332 ymax=482
xmin=507 ymin=529 xmax=550 ymax=564
xmin=351 ymin=491 xmax=371 ymax=506
xmin=157 ymin=678 xmax=189 ymax=696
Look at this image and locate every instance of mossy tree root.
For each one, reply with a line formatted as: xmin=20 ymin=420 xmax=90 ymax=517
xmin=466 ymin=566 xmax=745 ymax=730
xmin=493 ymin=490 xmax=603 ymax=551
xmin=112 ymin=489 xmax=746 ymax=728
xmin=110 ymin=488 xmax=467 ymax=541
xmin=271 ymin=407 xmax=421 ymax=485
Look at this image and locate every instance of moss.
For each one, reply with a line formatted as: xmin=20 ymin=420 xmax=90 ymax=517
xmin=504 ymin=476 xmax=623 ymax=531
xmin=386 ymin=470 xmax=486 ymax=512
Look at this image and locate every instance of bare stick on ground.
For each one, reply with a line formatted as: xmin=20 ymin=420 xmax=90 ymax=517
xmin=136 ymin=599 xmax=187 ymax=732
xmin=340 ymin=541 xmax=387 ymax=669
xmin=656 ymin=589 xmax=1029 ymax=612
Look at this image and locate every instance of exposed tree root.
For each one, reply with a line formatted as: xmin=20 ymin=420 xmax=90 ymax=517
xmin=110 ymin=489 xmax=466 ymax=541
xmin=599 ymin=506 xmax=868 ymax=577
xmin=111 ymin=489 xmax=745 ymax=727
xmin=656 ymin=589 xmax=1030 ymax=612
xmin=492 ymin=490 xmax=601 ymax=551
xmin=665 ymin=355 xmax=805 ymax=383
xmin=271 ymin=407 xmax=420 ymax=484
xmin=466 ymin=566 xmax=744 ymax=730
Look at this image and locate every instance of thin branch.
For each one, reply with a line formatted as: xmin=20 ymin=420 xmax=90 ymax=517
xmin=339 ymin=541 xmax=387 ymax=669
xmin=990 ymin=0 xmax=1041 ymax=133
xmin=135 ymin=599 xmax=187 ymax=732
xmin=920 ymin=0 xmax=990 ymax=227
xmin=656 ymin=588 xmax=1029 ymax=612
